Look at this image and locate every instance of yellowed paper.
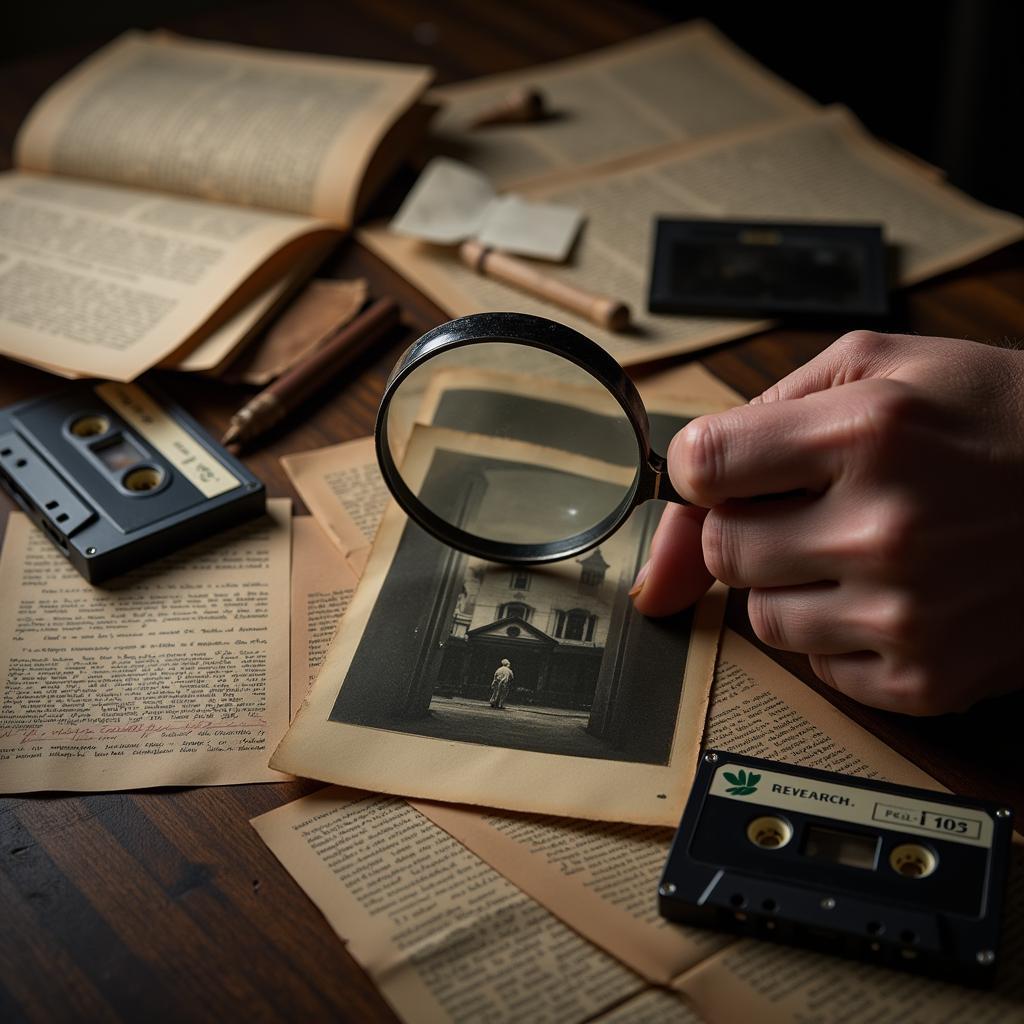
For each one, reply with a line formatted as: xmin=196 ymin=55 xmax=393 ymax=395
xmin=171 ymin=246 xmax=334 ymax=376
xmin=414 ymin=631 xmax=943 ymax=982
xmin=0 ymin=171 xmax=333 ymax=380
xmin=0 ymin=501 xmax=292 ymax=792
xmin=16 ymin=31 xmax=431 ymax=223
xmin=272 ymin=425 xmax=723 ymax=825
xmin=251 ymin=787 xmax=645 ymax=1024
xmin=290 ymin=517 xmax=359 ymax=720
xmin=429 ymin=20 xmax=815 ymax=188
xmin=590 ymin=989 xmax=704 ymax=1024
xmin=280 ymin=436 xmax=386 ymax=576
xmin=361 ymin=107 xmax=1023 ymax=367
xmin=418 ymin=633 xmax=1024 ymax=1017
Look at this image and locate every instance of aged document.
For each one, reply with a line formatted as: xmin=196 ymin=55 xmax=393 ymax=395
xmin=290 ymin=517 xmax=359 ymax=720
xmin=0 ymin=500 xmax=292 ymax=793
xmin=272 ymin=425 xmax=723 ymax=825
xmin=251 ymin=787 xmax=645 ymax=1024
xmin=428 ymin=20 xmax=815 ymax=188
xmin=361 ymin=107 xmax=1023 ymax=367
xmin=419 ymin=632 xmax=1024 ymax=1020
xmin=281 ymin=436 xmax=387 ymax=576
xmin=1 ymin=31 xmax=429 ymax=379
xmin=0 ymin=172 xmax=332 ymax=380
xmin=16 ymin=31 xmax=432 ymax=223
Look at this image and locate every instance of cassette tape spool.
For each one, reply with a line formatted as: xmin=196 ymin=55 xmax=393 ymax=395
xmin=0 ymin=381 xmax=265 ymax=582
xmin=658 ymin=751 xmax=1013 ymax=987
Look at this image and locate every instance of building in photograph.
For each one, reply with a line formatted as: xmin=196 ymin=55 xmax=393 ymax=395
xmin=436 ymin=550 xmax=614 ymax=709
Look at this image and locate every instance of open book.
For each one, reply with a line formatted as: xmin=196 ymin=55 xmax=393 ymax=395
xmin=0 ymin=32 xmax=432 ymax=380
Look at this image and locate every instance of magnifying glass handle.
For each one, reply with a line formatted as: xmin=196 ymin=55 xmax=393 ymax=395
xmin=651 ymin=455 xmax=690 ymax=506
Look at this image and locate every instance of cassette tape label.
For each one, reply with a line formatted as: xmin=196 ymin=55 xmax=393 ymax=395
xmin=95 ymin=382 xmax=239 ymax=498
xmin=709 ymin=763 xmax=994 ymax=848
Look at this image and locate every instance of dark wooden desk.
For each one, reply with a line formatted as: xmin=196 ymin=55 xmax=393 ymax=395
xmin=2 ymin=3 xmax=1023 ymax=1020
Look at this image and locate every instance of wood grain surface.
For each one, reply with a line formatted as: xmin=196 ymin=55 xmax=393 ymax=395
xmin=1 ymin=2 xmax=1023 ymax=1020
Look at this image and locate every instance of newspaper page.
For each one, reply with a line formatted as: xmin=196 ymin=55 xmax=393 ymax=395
xmin=360 ymin=107 xmax=1023 ymax=368
xmin=281 ymin=436 xmax=387 ymax=576
xmin=290 ymin=517 xmax=360 ymax=720
xmin=428 ymin=20 xmax=815 ymax=188
xmin=0 ymin=172 xmax=333 ymax=379
xmin=419 ymin=632 xmax=1024 ymax=1020
xmin=272 ymin=424 xmax=724 ymax=825
xmin=251 ymin=787 xmax=645 ymax=1024
xmin=0 ymin=500 xmax=292 ymax=792
xmin=15 ymin=31 xmax=431 ymax=223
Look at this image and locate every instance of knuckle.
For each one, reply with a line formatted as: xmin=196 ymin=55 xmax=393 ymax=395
xmin=747 ymin=589 xmax=786 ymax=648
xmin=839 ymin=499 xmax=923 ymax=577
xmin=836 ymin=329 xmax=890 ymax=362
xmin=878 ymin=663 xmax=946 ymax=716
xmin=808 ymin=653 xmax=836 ymax=688
xmin=866 ymin=591 xmax=919 ymax=649
xmin=702 ymin=511 xmax=741 ymax=585
xmin=847 ymin=381 xmax=927 ymax=460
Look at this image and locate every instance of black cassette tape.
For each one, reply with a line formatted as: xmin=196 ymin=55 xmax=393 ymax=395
xmin=0 ymin=381 xmax=265 ymax=582
xmin=659 ymin=751 xmax=1013 ymax=987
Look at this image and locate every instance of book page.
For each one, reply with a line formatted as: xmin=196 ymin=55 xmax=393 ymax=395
xmin=281 ymin=436 xmax=387 ymax=577
xmin=16 ymin=31 xmax=431 ymax=223
xmin=0 ymin=500 xmax=292 ymax=793
xmin=429 ymin=20 xmax=815 ymax=188
xmin=170 ymin=245 xmax=336 ymax=376
xmin=0 ymin=171 xmax=332 ymax=380
xmin=414 ymin=631 xmax=944 ymax=981
xmin=360 ymin=107 xmax=1022 ymax=367
xmin=290 ymin=517 xmax=359 ymax=720
xmin=251 ymin=787 xmax=645 ymax=1024
xmin=272 ymin=425 xmax=724 ymax=825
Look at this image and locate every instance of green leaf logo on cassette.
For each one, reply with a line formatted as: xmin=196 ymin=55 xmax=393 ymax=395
xmin=723 ymin=769 xmax=761 ymax=796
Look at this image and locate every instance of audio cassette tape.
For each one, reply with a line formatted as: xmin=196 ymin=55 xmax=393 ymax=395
xmin=0 ymin=381 xmax=265 ymax=582
xmin=659 ymin=751 xmax=1013 ymax=987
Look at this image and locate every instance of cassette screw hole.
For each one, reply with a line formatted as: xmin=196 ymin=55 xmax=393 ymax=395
xmin=821 ymin=897 xmax=836 ymax=911
xmin=704 ymin=751 xmax=718 ymax=763
xmin=658 ymin=883 xmax=676 ymax=897
xmin=729 ymin=893 xmax=745 ymax=908
xmin=889 ymin=843 xmax=937 ymax=879
xmin=977 ymin=950 xmax=996 ymax=966
xmin=761 ymin=898 xmax=777 ymax=913
xmin=70 ymin=415 xmax=110 ymax=438
xmin=900 ymin=929 xmax=917 ymax=945
xmin=866 ymin=921 xmax=884 ymax=937
xmin=746 ymin=815 xmax=793 ymax=850
xmin=85 ymin=547 xmax=97 ymax=556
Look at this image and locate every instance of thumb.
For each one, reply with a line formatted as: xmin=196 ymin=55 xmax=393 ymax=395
xmin=630 ymin=504 xmax=713 ymax=617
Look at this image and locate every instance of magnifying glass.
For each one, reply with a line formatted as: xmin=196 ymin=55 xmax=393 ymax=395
xmin=375 ymin=312 xmax=688 ymax=565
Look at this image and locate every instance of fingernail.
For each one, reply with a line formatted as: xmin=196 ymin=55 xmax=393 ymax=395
xmin=629 ymin=559 xmax=651 ymax=598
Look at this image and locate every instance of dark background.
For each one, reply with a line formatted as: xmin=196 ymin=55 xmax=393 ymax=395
xmin=4 ymin=0 xmax=1022 ymax=214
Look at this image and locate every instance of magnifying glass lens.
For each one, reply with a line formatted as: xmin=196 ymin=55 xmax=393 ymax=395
xmin=384 ymin=340 xmax=641 ymax=554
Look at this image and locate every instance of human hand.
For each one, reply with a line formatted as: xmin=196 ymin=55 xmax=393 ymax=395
xmin=632 ymin=331 xmax=1024 ymax=715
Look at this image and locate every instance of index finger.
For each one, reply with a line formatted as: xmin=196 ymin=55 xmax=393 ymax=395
xmin=668 ymin=390 xmax=842 ymax=506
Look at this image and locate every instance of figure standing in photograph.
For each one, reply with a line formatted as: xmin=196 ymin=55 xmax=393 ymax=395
xmin=489 ymin=659 xmax=514 ymax=708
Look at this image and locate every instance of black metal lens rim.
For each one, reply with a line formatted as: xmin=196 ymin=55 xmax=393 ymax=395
xmin=374 ymin=402 xmax=645 ymax=565
xmin=378 ymin=311 xmax=653 ymax=456
xmin=374 ymin=312 xmax=658 ymax=564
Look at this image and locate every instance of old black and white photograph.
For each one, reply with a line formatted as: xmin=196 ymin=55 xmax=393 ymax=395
xmin=328 ymin=432 xmax=699 ymax=764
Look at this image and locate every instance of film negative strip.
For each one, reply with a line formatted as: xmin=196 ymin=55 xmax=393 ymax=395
xmin=0 ymin=381 xmax=265 ymax=582
xmin=659 ymin=751 xmax=1013 ymax=987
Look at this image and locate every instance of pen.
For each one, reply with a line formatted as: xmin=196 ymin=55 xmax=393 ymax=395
xmin=458 ymin=240 xmax=631 ymax=332
xmin=221 ymin=297 xmax=401 ymax=449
